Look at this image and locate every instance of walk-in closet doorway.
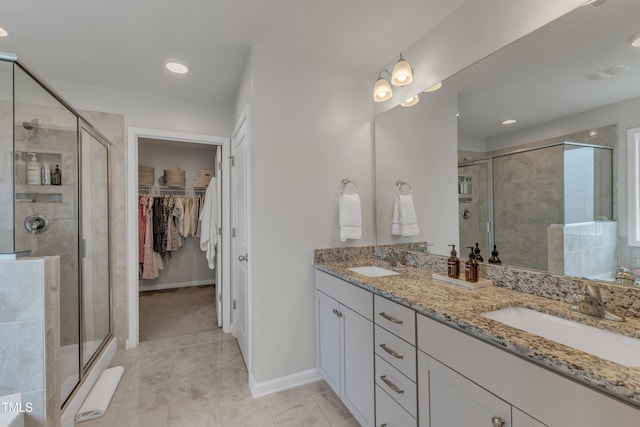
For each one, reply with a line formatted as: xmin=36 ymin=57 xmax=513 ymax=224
xmin=126 ymin=128 xmax=231 ymax=348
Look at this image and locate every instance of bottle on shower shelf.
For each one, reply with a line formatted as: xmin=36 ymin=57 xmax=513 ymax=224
xmin=51 ymin=164 xmax=62 ymax=185
xmin=26 ymin=152 xmax=41 ymax=185
xmin=15 ymin=152 xmax=27 ymax=185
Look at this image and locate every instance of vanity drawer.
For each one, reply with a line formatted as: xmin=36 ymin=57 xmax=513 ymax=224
xmin=376 ymin=384 xmax=417 ymax=427
xmin=374 ymin=295 xmax=415 ymax=344
xmin=375 ymin=325 xmax=416 ymax=381
xmin=315 ymin=270 xmax=372 ymax=320
xmin=375 ymin=355 xmax=417 ymax=418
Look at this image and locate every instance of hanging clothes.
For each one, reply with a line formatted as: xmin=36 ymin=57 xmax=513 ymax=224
xmin=199 ymin=179 xmax=218 ymax=269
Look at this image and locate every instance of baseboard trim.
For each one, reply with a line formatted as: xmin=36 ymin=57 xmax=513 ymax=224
xmin=138 ymin=280 xmax=214 ymax=292
xmin=249 ymin=368 xmax=322 ymax=398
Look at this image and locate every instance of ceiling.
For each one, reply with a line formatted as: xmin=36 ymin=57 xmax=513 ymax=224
xmin=450 ymin=0 xmax=640 ymax=142
xmin=0 ymin=0 xmax=466 ymax=109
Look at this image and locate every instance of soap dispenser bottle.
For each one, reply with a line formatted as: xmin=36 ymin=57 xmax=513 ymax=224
xmin=474 ymin=243 xmax=484 ymax=262
xmin=488 ymin=245 xmax=502 ymax=264
xmin=447 ymin=244 xmax=460 ymax=278
xmin=15 ymin=152 xmax=27 ymax=185
xmin=465 ymin=246 xmax=478 ymax=283
xmin=26 ymin=152 xmax=41 ymax=185
xmin=51 ymin=165 xmax=62 ymax=186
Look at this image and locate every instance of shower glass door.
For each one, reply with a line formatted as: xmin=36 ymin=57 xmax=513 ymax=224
xmin=80 ymin=126 xmax=111 ymax=367
xmin=13 ymin=65 xmax=81 ymax=404
xmin=458 ymin=161 xmax=492 ymax=257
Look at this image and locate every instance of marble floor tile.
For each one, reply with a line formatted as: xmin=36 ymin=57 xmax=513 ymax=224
xmin=76 ymin=287 xmax=352 ymax=427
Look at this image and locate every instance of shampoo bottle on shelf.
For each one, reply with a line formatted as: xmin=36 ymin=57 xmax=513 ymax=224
xmin=465 ymin=246 xmax=478 ymax=283
xmin=15 ymin=152 xmax=27 ymax=185
xmin=26 ymin=152 xmax=41 ymax=185
xmin=51 ymin=164 xmax=62 ymax=186
xmin=447 ymin=244 xmax=460 ymax=278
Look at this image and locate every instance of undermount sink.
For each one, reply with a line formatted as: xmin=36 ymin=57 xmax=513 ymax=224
xmin=481 ymin=307 xmax=640 ymax=367
xmin=347 ymin=266 xmax=400 ymax=278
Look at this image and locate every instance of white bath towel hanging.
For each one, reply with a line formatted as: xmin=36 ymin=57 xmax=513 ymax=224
xmin=199 ymin=179 xmax=218 ymax=269
xmin=392 ymin=193 xmax=419 ymax=237
xmin=339 ymin=193 xmax=362 ymax=241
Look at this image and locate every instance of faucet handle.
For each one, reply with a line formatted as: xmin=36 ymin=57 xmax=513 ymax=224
xmin=581 ymin=279 xmax=602 ymax=300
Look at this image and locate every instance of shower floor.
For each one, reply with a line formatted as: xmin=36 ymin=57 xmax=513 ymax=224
xmin=139 ymin=285 xmax=217 ymax=342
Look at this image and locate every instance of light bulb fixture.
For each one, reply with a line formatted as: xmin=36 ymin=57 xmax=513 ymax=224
xmin=401 ymin=95 xmax=419 ymax=107
xmin=629 ymin=33 xmax=640 ymax=47
xmin=0 ymin=26 xmax=8 ymax=37
xmin=391 ymin=54 xmax=413 ymax=87
xmin=165 ymin=59 xmax=189 ymax=74
xmin=424 ymin=81 xmax=442 ymax=93
xmin=373 ymin=70 xmax=393 ymax=102
xmin=501 ymin=119 xmax=517 ymax=125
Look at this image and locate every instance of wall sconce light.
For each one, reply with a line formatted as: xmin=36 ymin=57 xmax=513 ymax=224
xmin=373 ymin=70 xmax=393 ymax=102
xmin=401 ymin=95 xmax=419 ymax=107
xmin=391 ymin=54 xmax=413 ymax=87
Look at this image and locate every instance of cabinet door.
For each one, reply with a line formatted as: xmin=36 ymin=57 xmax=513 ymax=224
xmin=316 ymin=291 xmax=341 ymax=395
xmin=342 ymin=304 xmax=375 ymax=427
xmin=419 ymin=352 xmax=511 ymax=427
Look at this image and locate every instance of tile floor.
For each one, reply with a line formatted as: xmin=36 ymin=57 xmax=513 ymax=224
xmin=76 ymin=287 xmax=359 ymax=426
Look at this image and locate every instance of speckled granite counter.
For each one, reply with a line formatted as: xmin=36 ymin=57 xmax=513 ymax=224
xmin=315 ymin=254 xmax=640 ymax=408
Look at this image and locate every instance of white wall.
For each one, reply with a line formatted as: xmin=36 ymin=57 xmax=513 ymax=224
xmin=49 ymin=80 xmax=233 ymax=136
xmin=374 ymin=85 xmax=459 ymax=255
xmin=246 ymin=47 xmax=375 ymax=383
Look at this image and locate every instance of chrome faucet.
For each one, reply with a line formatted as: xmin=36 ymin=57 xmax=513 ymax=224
xmin=384 ymin=251 xmax=404 ymax=268
xmin=570 ymin=280 xmax=625 ymax=322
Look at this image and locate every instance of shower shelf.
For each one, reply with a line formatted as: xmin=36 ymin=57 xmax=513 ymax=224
xmin=15 ymin=192 xmax=63 ymax=203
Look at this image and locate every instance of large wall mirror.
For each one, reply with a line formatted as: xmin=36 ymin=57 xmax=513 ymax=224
xmin=374 ymin=0 xmax=640 ymax=282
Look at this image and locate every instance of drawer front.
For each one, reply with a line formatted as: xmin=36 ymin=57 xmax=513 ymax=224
xmin=375 ymin=325 xmax=416 ymax=381
xmin=375 ymin=355 xmax=417 ymax=418
xmin=316 ymin=270 xmax=373 ymax=320
xmin=374 ymin=295 xmax=415 ymax=344
xmin=376 ymin=385 xmax=417 ymax=427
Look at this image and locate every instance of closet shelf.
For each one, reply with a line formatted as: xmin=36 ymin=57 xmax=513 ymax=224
xmin=138 ymin=185 xmax=207 ymax=194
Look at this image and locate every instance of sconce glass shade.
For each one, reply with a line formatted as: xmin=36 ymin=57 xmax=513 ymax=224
xmin=391 ymin=55 xmax=413 ymax=86
xmin=424 ymin=81 xmax=442 ymax=93
xmin=401 ymin=95 xmax=419 ymax=107
xmin=373 ymin=77 xmax=393 ymax=102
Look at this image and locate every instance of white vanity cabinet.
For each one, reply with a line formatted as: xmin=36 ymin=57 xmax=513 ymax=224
xmin=315 ymin=270 xmax=374 ymax=427
xmin=417 ymin=314 xmax=639 ymax=427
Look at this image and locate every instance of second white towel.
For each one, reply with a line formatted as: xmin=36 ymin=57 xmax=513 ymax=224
xmin=392 ymin=193 xmax=419 ymax=237
xmin=339 ymin=193 xmax=362 ymax=241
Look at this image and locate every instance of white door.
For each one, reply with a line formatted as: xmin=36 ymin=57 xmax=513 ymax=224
xmin=215 ymin=145 xmax=223 ymax=327
xmin=232 ymin=113 xmax=249 ymax=365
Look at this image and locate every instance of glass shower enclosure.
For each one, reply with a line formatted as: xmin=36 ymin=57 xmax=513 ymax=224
xmin=0 ymin=54 xmax=112 ymax=406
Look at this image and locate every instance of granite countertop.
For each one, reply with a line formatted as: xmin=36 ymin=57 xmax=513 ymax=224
xmin=315 ymin=258 xmax=640 ymax=408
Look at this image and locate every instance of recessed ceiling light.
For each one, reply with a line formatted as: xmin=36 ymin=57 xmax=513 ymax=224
xmin=424 ymin=82 xmax=442 ymax=93
xmin=501 ymin=119 xmax=517 ymax=125
xmin=0 ymin=26 xmax=8 ymax=37
xmin=165 ymin=59 xmax=189 ymax=74
xmin=629 ymin=34 xmax=640 ymax=47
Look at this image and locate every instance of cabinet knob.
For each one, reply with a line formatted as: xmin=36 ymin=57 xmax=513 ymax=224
xmin=491 ymin=416 xmax=505 ymax=427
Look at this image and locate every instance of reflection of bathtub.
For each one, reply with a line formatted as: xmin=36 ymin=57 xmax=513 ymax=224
xmin=0 ymin=394 xmax=25 ymax=427
xmin=60 ymin=340 xmax=103 ymax=403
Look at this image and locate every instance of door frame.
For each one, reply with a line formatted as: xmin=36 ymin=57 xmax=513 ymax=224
xmin=125 ymin=127 xmax=231 ymax=348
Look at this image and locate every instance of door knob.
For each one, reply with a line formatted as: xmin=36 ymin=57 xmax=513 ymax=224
xmin=491 ymin=416 xmax=505 ymax=427
xmin=238 ymin=254 xmax=248 ymax=262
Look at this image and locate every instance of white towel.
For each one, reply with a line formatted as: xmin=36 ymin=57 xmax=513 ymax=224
xmin=76 ymin=366 xmax=124 ymax=422
xmin=199 ymin=179 xmax=218 ymax=269
xmin=339 ymin=193 xmax=362 ymax=241
xmin=392 ymin=194 xmax=419 ymax=237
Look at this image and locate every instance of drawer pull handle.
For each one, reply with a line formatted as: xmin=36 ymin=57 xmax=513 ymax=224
xmin=380 ymin=375 xmax=404 ymax=394
xmin=379 ymin=312 xmax=403 ymax=324
xmin=491 ymin=416 xmax=505 ymax=427
xmin=379 ymin=343 xmax=403 ymax=359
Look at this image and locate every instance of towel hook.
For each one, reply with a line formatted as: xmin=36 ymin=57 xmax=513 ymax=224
xmin=341 ymin=178 xmax=359 ymax=195
xmin=396 ymin=180 xmax=412 ymax=195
